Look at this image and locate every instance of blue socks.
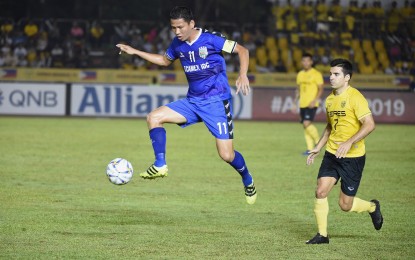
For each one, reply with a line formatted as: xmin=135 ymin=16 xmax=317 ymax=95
xmin=229 ymin=150 xmax=253 ymax=186
xmin=149 ymin=128 xmax=252 ymax=186
xmin=149 ymin=127 xmax=166 ymax=167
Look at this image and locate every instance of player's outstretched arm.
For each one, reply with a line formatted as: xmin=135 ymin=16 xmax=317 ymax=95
xmin=116 ymin=43 xmax=172 ymax=67
xmin=233 ymin=43 xmax=250 ymax=96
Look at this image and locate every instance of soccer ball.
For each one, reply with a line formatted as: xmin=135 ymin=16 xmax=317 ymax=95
xmin=106 ymin=158 xmax=134 ymax=185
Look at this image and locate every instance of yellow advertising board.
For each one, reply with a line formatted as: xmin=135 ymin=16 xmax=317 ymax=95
xmin=0 ymin=68 xmax=410 ymax=90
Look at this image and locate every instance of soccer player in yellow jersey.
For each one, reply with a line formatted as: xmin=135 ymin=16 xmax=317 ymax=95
xmin=305 ymin=58 xmax=383 ymax=244
xmin=295 ymin=53 xmax=324 ymax=155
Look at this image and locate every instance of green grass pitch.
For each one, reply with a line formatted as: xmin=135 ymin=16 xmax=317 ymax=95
xmin=1 ymin=117 xmax=414 ymax=259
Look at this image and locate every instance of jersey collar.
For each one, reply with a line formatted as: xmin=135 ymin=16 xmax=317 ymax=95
xmin=186 ymin=28 xmax=202 ymax=46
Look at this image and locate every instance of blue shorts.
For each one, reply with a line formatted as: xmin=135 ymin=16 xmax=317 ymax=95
xmin=166 ymin=98 xmax=234 ymax=139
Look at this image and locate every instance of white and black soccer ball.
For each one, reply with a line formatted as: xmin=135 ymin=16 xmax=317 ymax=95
xmin=106 ymin=158 xmax=133 ymax=185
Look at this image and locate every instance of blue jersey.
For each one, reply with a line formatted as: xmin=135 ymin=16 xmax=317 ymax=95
xmin=165 ymin=28 xmax=237 ymax=105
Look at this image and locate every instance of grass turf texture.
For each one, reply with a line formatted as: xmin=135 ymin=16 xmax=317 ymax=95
xmin=1 ymin=117 xmax=414 ymax=259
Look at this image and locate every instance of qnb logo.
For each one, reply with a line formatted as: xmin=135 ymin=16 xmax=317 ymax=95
xmin=327 ymin=110 xmax=346 ymax=117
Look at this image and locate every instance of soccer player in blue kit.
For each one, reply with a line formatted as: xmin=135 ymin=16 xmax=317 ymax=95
xmin=116 ymin=6 xmax=257 ymax=204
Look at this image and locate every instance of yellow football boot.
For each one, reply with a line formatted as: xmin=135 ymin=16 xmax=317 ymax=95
xmin=244 ymin=183 xmax=257 ymax=205
xmin=139 ymin=164 xmax=168 ymax=179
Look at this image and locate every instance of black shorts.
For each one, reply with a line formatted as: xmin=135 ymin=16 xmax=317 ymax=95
xmin=300 ymin=107 xmax=317 ymax=123
xmin=317 ymin=151 xmax=366 ymax=196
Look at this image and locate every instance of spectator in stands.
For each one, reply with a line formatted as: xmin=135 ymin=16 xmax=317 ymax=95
xmin=12 ymin=30 xmax=27 ymax=47
xmin=388 ymin=42 xmax=402 ymax=64
xmin=328 ymin=0 xmax=343 ymax=31
xmin=26 ymin=47 xmax=37 ymax=67
xmin=128 ymin=23 xmax=145 ymax=52
xmin=400 ymin=62 xmax=410 ymax=75
xmin=272 ymin=0 xmax=288 ymax=32
xmin=62 ymin=35 xmax=75 ymax=66
xmin=297 ymin=0 xmax=311 ymax=31
xmin=316 ymin=0 xmax=328 ymax=22
xmin=24 ymin=20 xmax=39 ymax=44
xmin=45 ymin=19 xmax=60 ymax=47
xmin=36 ymin=31 xmax=48 ymax=53
xmin=2 ymin=48 xmax=17 ymax=67
xmin=315 ymin=56 xmax=331 ymax=74
xmin=70 ymin=21 xmax=84 ymax=40
xmin=132 ymin=56 xmax=146 ymax=70
xmin=128 ymin=23 xmax=142 ymax=37
xmin=37 ymin=51 xmax=52 ymax=68
xmin=387 ymin=1 xmax=401 ymax=33
xmin=13 ymin=43 xmax=28 ymax=66
xmin=1 ymin=19 xmax=14 ymax=35
xmin=89 ymin=20 xmax=104 ymax=48
xmin=146 ymin=26 xmax=158 ymax=43
xmin=114 ymin=20 xmax=131 ymax=43
xmin=1 ymin=42 xmax=12 ymax=56
xmin=401 ymin=1 xmax=415 ymax=19
xmin=0 ymin=29 xmax=13 ymax=47
xmin=348 ymin=1 xmax=360 ymax=17
xmin=50 ymin=43 xmax=64 ymax=67
xmin=383 ymin=64 xmax=395 ymax=75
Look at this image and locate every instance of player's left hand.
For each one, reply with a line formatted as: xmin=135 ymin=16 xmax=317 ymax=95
xmin=236 ymin=75 xmax=250 ymax=95
xmin=334 ymin=141 xmax=352 ymax=158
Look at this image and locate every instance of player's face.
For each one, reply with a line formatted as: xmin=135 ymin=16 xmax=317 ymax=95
xmin=329 ymin=66 xmax=349 ymax=90
xmin=170 ymin=18 xmax=195 ymax=41
xmin=301 ymin=57 xmax=313 ymax=70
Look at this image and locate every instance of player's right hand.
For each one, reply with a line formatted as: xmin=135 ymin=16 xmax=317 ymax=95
xmin=306 ymin=149 xmax=320 ymax=165
xmin=116 ymin=43 xmax=136 ymax=55
xmin=235 ymin=74 xmax=250 ymax=96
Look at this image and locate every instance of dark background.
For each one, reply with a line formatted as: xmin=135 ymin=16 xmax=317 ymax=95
xmin=0 ymin=0 xmax=273 ymax=27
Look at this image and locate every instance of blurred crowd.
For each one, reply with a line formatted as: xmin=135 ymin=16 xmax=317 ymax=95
xmin=0 ymin=0 xmax=414 ymax=75
xmin=259 ymin=0 xmax=415 ymax=75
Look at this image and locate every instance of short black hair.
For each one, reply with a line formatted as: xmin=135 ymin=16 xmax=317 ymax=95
xmin=302 ymin=52 xmax=313 ymax=59
xmin=330 ymin=58 xmax=353 ymax=79
xmin=170 ymin=6 xmax=194 ymax=23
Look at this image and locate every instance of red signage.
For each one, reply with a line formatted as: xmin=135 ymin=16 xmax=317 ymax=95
xmin=253 ymin=88 xmax=415 ymax=124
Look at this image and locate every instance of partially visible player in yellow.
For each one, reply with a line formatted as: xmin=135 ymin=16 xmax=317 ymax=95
xmin=295 ymin=53 xmax=324 ymax=155
xmin=305 ymin=58 xmax=383 ymax=244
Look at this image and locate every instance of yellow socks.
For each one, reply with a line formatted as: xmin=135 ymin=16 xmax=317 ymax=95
xmin=313 ymin=197 xmax=375 ymax=238
xmin=304 ymin=129 xmax=315 ymax=151
xmin=314 ymin=198 xmax=329 ymax=237
xmin=304 ymin=124 xmax=319 ymax=150
xmin=350 ymin=197 xmax=376 ymax=213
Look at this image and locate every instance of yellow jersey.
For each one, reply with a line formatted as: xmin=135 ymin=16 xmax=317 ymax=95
xmin=296 ymin=67 xmax=324 ymax=108
xmin=325 ymin=86 xmax=372 ymax=157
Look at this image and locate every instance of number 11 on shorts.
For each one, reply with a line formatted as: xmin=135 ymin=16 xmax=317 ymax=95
xmin=217 ymin=122 xmax=228 ymax=135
